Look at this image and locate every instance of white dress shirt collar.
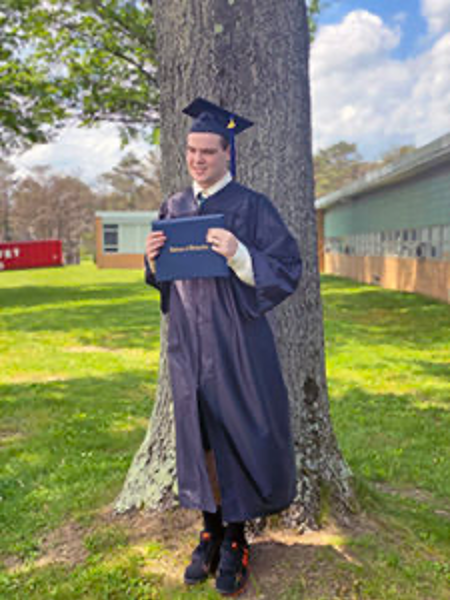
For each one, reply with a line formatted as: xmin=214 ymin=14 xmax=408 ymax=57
xmin=192 ymin=171 xmax=232 ymax=199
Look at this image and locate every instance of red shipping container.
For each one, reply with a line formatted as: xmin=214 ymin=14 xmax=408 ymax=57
xmin=0 ymin=240 xmax=63 ymax=271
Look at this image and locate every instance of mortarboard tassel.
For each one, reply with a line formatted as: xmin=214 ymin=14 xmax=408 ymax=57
xmin=228 ymin=118 xmax=237 ymax=178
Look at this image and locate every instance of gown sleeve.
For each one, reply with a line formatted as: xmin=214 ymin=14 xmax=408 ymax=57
xmin=144 ymin=200 xmax=172 ymax=314
xmin=230 ymin=194 xmax=302 ymax=319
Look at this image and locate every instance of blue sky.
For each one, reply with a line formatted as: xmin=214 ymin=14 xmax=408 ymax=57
xmin=14 ymin=0 xmax=450 ymax=180
xmin=318 ymin=0 xmax=427 ymax=59
xmin=319 ymin=0 xmax=427 ymax=59
xmin=311 ymin=0 xmax=450 ymax=158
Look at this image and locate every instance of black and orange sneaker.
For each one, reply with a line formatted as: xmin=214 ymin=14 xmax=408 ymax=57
xmin=215 ymin=539 xmax=250 ymax=596
xmin=184 ymin=530 xmax=224 ymax=585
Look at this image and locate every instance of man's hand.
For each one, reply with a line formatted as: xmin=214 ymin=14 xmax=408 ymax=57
xmin=146 ymin=231 xmax=166 ymax=272
xmin=207 ymin=228 xmax=238 ymax=259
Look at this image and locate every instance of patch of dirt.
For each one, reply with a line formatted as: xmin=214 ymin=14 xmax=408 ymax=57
xmin=374 ymin=482 xmax=450 ymax=519
xmin=35 ymin=521 xmax=89 ymax=569
xmin=374 ymin=482 xmax=434 ymax=503
xmin=244 ymin=538 xmax=353 ymax=599
xmin=104 ymin=506 xmax=367 ymax=598
xmin=7 ymin=374 xmax=69 ymax=384
xmin=0 ymin=430 xmax=24 ymax=445
xmin=2 ymin=520 xmax=88 ymax=573
xmin=66 ymin=345 xmax=118 ymax=353
xmin=1 ymin=554 xmax=23 ymax=571
xmin=3 ymin=505 xmax=377 ymax=598
xmin=434 ymin=509 xmax=450 ymax=519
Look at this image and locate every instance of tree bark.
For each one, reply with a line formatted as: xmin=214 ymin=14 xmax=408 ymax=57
xmin=116 ymin=0 xmax=356 ymax=528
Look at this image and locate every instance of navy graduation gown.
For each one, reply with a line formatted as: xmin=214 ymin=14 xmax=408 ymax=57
xmin=145 ymin=181 xmax=302 ymax=522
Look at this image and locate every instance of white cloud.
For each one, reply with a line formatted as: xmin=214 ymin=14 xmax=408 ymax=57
xmin=421 ymin=0 xmax=450 ymax=35
xmin=11 ymin=7 xmax=450 ymax=177
xmin=311 ymin=10 xmax=450 ymax=157
xmin=312 ymin=11 xmax=401 ymax=74
xmin=12 ymin=124 xmax=150 ymax=184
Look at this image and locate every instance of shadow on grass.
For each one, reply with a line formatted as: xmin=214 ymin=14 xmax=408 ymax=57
xmin=2 ymin=522 xmax=448 ymax=600
xmin=0 ymin=282 xmax=152 ymax=309
xmin=323 ymin=278 xmax=450 ymax=348
xmin=329 ymin=385 xmax=450 ymax=503
xmin=2 ymin=297 xmax=162 ymax=350
xmin=0 ymin=370 xmax=157 ymax=558
xmin=322 ymin=274 xmax=448 ymax=310
xmin=409 ymin=360 xmax=450 ymax=381
xmin=0 ymin=530 xmax=371 ymax=600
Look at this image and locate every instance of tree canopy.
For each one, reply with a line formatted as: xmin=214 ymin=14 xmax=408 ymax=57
xmin=313 ymin=141 xmax=373 ymax=198
xmin=1 ymin=0 xmax=158 ymax=151
xmin=1 ymin=0 xmax=323 ymax=151
xmin=0 ymin=151 xmax=161 ymax=259
xmin=314 ymin=141 xmax=417 ymax=198
xmin=98 ymin=150 xmax=161 ymax=211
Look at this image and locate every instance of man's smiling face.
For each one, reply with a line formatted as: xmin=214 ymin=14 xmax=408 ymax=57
xmin=186 ymin=132 xmax=230 ymax=190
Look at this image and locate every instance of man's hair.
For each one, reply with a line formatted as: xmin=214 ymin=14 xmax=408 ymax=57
xmin=219 ymin=136 xmax=230 ymax=150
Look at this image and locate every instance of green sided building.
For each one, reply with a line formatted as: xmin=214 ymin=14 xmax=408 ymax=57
xmin=316 ymin=132 xmax=450 ymax=303
xmin=95 ymin=211 xmax=158 ymax=269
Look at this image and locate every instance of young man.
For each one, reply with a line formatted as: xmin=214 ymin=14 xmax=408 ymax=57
xmin=145 ymin=98 xmax=301 ymax=596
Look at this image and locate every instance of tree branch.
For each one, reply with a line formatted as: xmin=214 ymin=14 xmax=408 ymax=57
xmin=92 ymin=3 xmax=156 ymax=51
xmin=101 ymin=44 xmax=157 ymax=85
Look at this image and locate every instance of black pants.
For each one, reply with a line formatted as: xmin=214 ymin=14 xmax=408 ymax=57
xmin=197 ymin=390 xmax=212 ymax=451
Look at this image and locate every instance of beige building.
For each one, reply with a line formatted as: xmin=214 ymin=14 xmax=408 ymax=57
xmin=95 ymin=211 xmax=158 ymax=269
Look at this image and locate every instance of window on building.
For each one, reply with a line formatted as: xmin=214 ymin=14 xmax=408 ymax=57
xmin=416 ymin=243 xmax=425 ymax=259
xmin=103 ymin=224 xmax=119 ymax=253
xmin=119 ymin=224 xmax=149 ymax=254
xmin=444 ymin=226 xmax=450 ymax=259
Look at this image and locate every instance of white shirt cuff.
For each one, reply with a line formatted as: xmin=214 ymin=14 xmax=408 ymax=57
xmin=227 ymin=241 xmax=256 ymax=287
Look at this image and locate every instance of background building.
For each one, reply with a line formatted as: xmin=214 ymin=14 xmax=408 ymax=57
xmin=316 ymin=133 xmax=450 ymax=303
xmin=95 ymin=211 xmax=157 ymax=268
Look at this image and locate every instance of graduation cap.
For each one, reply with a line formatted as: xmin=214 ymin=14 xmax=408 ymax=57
xmin=183 ymin=97 xmax=253 ymax=178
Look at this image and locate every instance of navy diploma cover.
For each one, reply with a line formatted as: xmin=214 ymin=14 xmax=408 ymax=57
xmin=152 ymin=214 xmax=230 ymax=281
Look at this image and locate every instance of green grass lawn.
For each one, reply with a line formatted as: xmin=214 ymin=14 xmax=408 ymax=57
xmin=0 ymin=263 xmax=160 ymax=556
xmin=323 ymin=278 xmax=449 ymax=500
xmin=0 ymin=262 xmax=449 ymax=599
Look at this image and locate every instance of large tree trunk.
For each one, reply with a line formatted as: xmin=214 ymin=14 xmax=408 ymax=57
xmin=116 ymin=0 xmax=356 ymax=528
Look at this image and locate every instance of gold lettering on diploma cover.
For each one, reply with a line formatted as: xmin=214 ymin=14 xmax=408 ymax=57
xmin=169 ymin=244 xmax=209 ymax=253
